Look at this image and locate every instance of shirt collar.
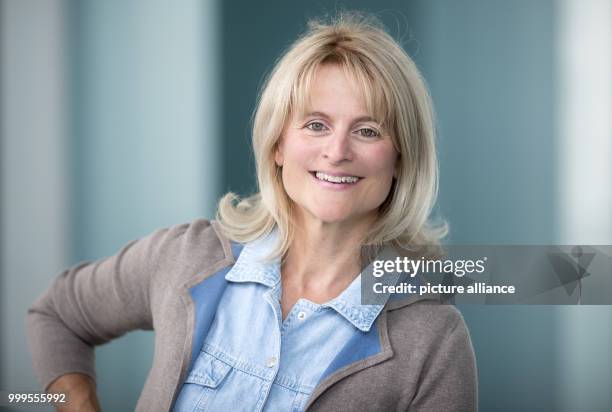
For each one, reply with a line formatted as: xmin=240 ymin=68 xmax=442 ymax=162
xmin=225 ymin=229 xmax=281 ymax=287
xmin=323 ymin=248 xmax=399 ymax=332
xmin=225 ymin=229 xmax=392 ymax=332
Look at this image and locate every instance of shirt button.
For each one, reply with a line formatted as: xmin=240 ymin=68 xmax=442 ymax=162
xmin=297 ymin=311 xmax=307 ymax=320
xmin=266 ymin=356 xmax=277 ymax=368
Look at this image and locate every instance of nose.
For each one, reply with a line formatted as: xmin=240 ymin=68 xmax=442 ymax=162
xmin=323 ymin=130 xmax=353 ymax=163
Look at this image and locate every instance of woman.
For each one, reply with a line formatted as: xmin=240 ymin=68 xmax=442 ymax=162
xmin=27 ymin=13 xmax=477 ymax=412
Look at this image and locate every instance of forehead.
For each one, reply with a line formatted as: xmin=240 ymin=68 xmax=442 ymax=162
xmin=291 ymin=61 xmax=390 ymax=125
xmin=302 ymin=65 xmax=368 ymax=116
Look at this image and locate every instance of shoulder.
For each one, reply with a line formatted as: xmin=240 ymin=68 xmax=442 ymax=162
xmin=385 ymin=301 xmax=470 ymax=354
xmin=145 ymin=218 xmax=233 ymax=272
xmin=382 ymin=302 xmax=475 ymax=388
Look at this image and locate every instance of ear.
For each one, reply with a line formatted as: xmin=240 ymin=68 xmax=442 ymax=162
xmin=274 ymin=141 xmax=284 ymax=167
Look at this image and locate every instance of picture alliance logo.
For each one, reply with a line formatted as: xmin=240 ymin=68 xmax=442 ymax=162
xmin=372 ymin=256 xmax=488 ymax=278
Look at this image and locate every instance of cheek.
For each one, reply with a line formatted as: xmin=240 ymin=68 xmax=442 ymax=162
xmin=283 ymin=137 xmax=319 ymax=166
xmin=364 ymin=146 xmax=399 ymax=179
xmin=279 ymin=139 xmax=313 ymax=187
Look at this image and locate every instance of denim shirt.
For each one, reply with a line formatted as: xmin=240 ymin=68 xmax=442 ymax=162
xmin=173 ymin=230 xmax=388 ymax=412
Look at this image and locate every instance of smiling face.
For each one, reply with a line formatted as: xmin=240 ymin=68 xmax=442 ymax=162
xmin=274 ymin=63 xmax=399 ymax=229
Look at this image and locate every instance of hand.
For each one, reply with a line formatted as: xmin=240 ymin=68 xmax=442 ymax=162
xmin=47 ymin=373 xmax=102 ymax=412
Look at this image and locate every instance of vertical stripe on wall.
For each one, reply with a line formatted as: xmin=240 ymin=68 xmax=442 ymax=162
xmin=69 ymin=1 xmax=219 ymax=410
xmin=557 ymin=2 xmax=611 ymax=243
xmin=70 ymin=0 xmax=218 ymax=262
xmin=0 ymin=0 xmax=69 ymax=392
xmin=555 ymin=0 xmax=612 ymax=410
xmin=419 ymin=1 xmax=558 ymax=410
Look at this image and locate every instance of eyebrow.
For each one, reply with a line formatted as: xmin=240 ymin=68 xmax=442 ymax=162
xmin=303 ymin=111 xmax=379 ymax=124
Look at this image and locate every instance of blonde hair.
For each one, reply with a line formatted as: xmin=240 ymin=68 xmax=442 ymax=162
xmin=216 ymin=12 xmax=447 ymax=258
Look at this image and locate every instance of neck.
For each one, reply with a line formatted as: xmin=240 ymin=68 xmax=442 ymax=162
xmin=281 ymin=211 xmax=375 ymax=296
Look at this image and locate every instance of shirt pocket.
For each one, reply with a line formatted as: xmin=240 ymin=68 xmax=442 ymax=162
xmin=175 ymin=351 xmax=232 ymax=412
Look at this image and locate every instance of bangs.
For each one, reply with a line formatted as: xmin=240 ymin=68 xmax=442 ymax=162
xmin=289 ymin=54 xmax=396 ymax=143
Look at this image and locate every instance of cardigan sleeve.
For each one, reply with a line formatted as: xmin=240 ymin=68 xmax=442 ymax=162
xmin=406 ymin=312 xmax=478 ymax=412
xmin=25 ymin=222 xmax=196 ymax=390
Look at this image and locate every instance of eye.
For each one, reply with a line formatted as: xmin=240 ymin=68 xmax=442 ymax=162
xmin=305 ymin=121 xmax=328 ymax=132
xmin=356 ymin=128 xmax=380 ymax=138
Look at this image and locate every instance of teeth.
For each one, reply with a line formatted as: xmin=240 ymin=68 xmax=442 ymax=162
xmin=315 ymin=172 xmax=359 ymax=184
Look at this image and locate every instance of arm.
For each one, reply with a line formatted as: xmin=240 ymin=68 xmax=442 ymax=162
xmin=405 ymin=313 xmax=478 ymax=412
xmin=26 ymin=222 xmax=194 ymax=407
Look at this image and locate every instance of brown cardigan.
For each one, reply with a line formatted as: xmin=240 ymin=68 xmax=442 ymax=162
xmin=27 ymin=219 xmax=477 ymax=411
